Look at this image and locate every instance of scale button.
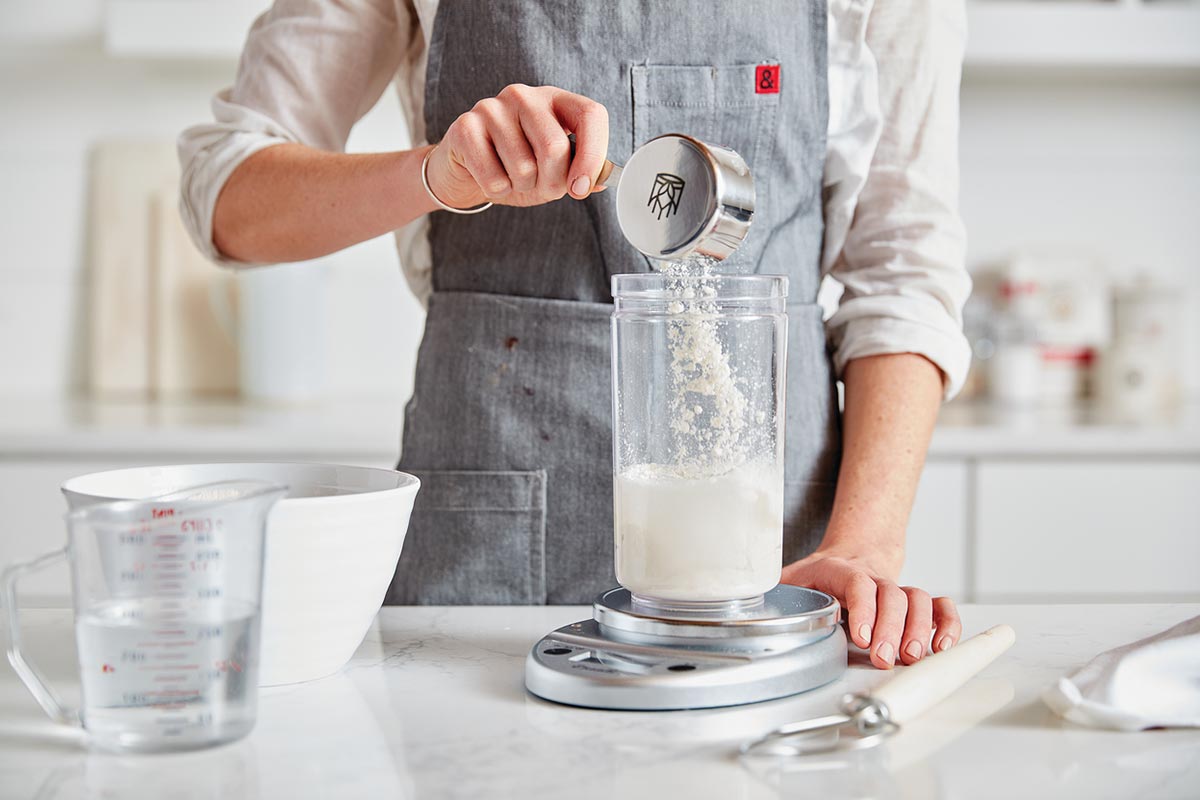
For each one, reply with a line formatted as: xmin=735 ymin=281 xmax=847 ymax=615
xmin=667 ymin=664 xmax=697 ymax=672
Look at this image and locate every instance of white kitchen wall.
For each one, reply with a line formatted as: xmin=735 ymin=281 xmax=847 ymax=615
xmin=0 ymin=3 xmax=1197 ymax=401
xmin=0 ymin=7 xmax=424 ymax=401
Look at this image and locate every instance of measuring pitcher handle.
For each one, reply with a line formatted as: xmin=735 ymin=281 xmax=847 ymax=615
xmin=3 ymin=548 xmax=80 ymax=727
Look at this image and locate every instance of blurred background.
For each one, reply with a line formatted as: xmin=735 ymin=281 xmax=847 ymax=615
xmin=1 ymin=0 xmax=1197 ymax=604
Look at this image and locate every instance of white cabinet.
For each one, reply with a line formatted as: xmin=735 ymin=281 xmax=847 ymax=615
xmin=975 ymin=460 xmax=1200 ymax=601
xmin=900 ymin=461 xmax=969 ymax=599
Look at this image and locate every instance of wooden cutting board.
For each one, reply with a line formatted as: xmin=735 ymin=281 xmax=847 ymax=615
xmin=87 ymin=140 xmax=238 ymax=399
xmin=87 ymin=141 xmax=175 ymax=399
xmin=151 ymin=184 xmax=239 ymax=397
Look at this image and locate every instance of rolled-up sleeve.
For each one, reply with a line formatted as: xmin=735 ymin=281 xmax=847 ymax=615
xmin=823 ymin=0 xmax=972 ymax=399
xmin=178 ymin=0 xmax=413 ymax=265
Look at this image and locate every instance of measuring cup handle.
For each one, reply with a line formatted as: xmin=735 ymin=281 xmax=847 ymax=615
xmin=3 ymin=548 xmax=80 ymax=727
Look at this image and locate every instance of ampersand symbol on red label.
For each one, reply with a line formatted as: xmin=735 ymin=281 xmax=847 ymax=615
xmin=755 ymin=64 xmax=780 ymax=95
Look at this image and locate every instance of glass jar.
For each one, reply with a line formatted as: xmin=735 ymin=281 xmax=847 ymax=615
xmin=611 ymin=273 xmax=788 ymax=609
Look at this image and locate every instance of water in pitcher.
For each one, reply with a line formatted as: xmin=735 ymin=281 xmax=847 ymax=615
xmin=76 ymin=597 xmax=259 ymax=751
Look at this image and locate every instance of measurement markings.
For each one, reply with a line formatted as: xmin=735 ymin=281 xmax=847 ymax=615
xmin=155 ymin=715 xmax=189 ymax=725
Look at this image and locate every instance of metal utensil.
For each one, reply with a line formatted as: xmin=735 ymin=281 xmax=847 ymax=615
xmin=741 ymin=624 xmax=1017 ymax=757
xmin=576 ymin=132 xmax=756 ymax=262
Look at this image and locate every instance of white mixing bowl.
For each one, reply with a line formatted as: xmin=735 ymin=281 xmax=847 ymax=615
xmin=61 ymin=462 xmax=420 ymax=686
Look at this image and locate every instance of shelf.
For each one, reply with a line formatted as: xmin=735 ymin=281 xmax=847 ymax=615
xmin=0 ymin=397 xmax=401 ymax=458
xmin=0 ymin=396 xmax=1197 ymax=460
xmin=930 ymin=399 xmax=1200 ymax=457
xmin=964 ymin=1 xmax=1200 ymax=71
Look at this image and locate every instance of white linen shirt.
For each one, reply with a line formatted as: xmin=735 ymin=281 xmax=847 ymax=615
xmin=179 ymin=0 xmax=972 ymax=397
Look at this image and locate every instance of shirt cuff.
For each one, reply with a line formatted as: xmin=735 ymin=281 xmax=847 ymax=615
xmin=826 ymin=297 xmax=973 ymax=400
xmin=177 ymin=92 xmax=300 ymax=268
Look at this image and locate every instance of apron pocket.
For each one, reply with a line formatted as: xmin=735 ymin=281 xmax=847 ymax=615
xmin=631 ymin=62 xmax=781 ymax=271
xmin=387 ymin=469 xmax=547 ymax=605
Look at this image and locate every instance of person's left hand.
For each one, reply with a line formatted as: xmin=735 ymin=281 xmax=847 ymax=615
xmin=781 ymin=549 xmax=961 ymax=670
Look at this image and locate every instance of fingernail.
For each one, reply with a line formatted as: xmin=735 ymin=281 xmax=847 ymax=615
xmin=877 ymin=642 xmax=894 ymax=666
xmin=857 ymin=624 xmax=872 ymax=645
xmin=905 ymin=640 xmax=924 ymax=660
xmin=937 ymin=636 xmax=954 ymax=651
xmin=571 ymin=175 xmax=591 ymax=196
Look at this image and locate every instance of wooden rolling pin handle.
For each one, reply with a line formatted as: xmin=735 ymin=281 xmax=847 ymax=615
xmin=868 ymin=624 xmax=1016 ymax=726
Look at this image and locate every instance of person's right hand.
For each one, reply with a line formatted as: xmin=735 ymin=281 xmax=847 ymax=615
xmin=424 ymin=84 xmax=609 ymax=211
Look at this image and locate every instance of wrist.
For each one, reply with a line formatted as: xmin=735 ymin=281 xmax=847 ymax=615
xmin=422 ymin=143 xmax=488 ymax=210
xmin=382 ymin=146 xmax=441 ymax=220
xmin=812 ymin=527 xmax=905 ymax=580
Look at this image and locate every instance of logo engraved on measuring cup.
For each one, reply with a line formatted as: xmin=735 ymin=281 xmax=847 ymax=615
xmin=647 ymin=173 xmax=686 ymax=220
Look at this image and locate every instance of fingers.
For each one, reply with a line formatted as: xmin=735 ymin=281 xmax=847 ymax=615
xmin=496 ymin=84 xmax=569 ymax=201
xmin=551 ymin=88 xmax=609 ymax=198
xmin=932 ymin=596 xmax=962 ymax=653
xmin=899 ymin=586 xmax=933 ymax=665
xmin=472 ymin=97 xmax=538 ymax=194
xmin=869 ymin=580 xmax=908 ymax=670
xmin=448 ymin=110 xmax=511 ymax=200
xmin=844 ymin=572 xmax=877 ymax=650
xmin=438 ymin=85 xmax=609 ymax=206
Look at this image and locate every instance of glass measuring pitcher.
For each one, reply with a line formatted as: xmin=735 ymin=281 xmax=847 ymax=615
xmin=4 ymin=480 xmax=286 ymax=753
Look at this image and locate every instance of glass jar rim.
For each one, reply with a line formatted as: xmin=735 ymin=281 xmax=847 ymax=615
xmin=612 ymin=273 xmax=788 ymax=301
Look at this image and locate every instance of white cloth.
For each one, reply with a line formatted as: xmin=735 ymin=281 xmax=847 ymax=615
xmin=178 ymin=0 xmax=972 ymax=397
xmin=1043 ymin=615 xmax=1200 ymax=731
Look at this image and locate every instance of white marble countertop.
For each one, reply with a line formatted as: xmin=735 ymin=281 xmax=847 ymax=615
xmin=1 ymin=397 xmax=1199 ymax=458
xmin=2 ymin=603 xmax=1198 ymax=799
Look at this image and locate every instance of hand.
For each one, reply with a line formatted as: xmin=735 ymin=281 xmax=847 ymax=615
xmin=425 ymin=84 xmax=609 ymax=210
xmin=780 ymin=549 xmax=961 ymax=670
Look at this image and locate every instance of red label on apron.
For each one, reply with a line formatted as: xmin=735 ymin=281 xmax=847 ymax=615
xmin=756 ymin=64 xmax=780 ymax=94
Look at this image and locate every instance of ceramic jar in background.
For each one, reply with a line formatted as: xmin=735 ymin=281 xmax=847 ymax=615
xmin=212 ymin=263 xmax=329 ymax=405
xmin=1096 ymin=278 xmax=1185 ymax=421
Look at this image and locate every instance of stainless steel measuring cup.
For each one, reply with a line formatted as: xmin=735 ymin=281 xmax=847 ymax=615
xmin=582 ymin=133 xmax=756 ymax=262
xmin=4 ymin=480 xmax=286 ymax=753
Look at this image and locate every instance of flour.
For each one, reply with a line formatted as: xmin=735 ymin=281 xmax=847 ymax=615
xmin=657 ymin=255 xmax=749 ymax=476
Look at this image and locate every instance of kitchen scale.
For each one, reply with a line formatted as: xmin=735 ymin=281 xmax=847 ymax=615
xmin=524 ymin=132 xmax=845 ymax=711
xmin=525 ymin=585 xmax=847 ymax=710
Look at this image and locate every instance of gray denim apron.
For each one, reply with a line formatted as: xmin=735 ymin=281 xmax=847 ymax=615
xmin=387 ymin=0 xmax=838 ymax=605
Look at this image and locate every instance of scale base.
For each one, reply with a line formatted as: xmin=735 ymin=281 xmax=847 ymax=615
xmin=525 ymin=585 xmax=848 ymax=711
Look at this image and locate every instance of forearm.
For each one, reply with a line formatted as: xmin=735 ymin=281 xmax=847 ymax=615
xmin=818 ymin=353 xmax=944 ymax=577
xmin=212 ymin=143 xmax=438 ymax=263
